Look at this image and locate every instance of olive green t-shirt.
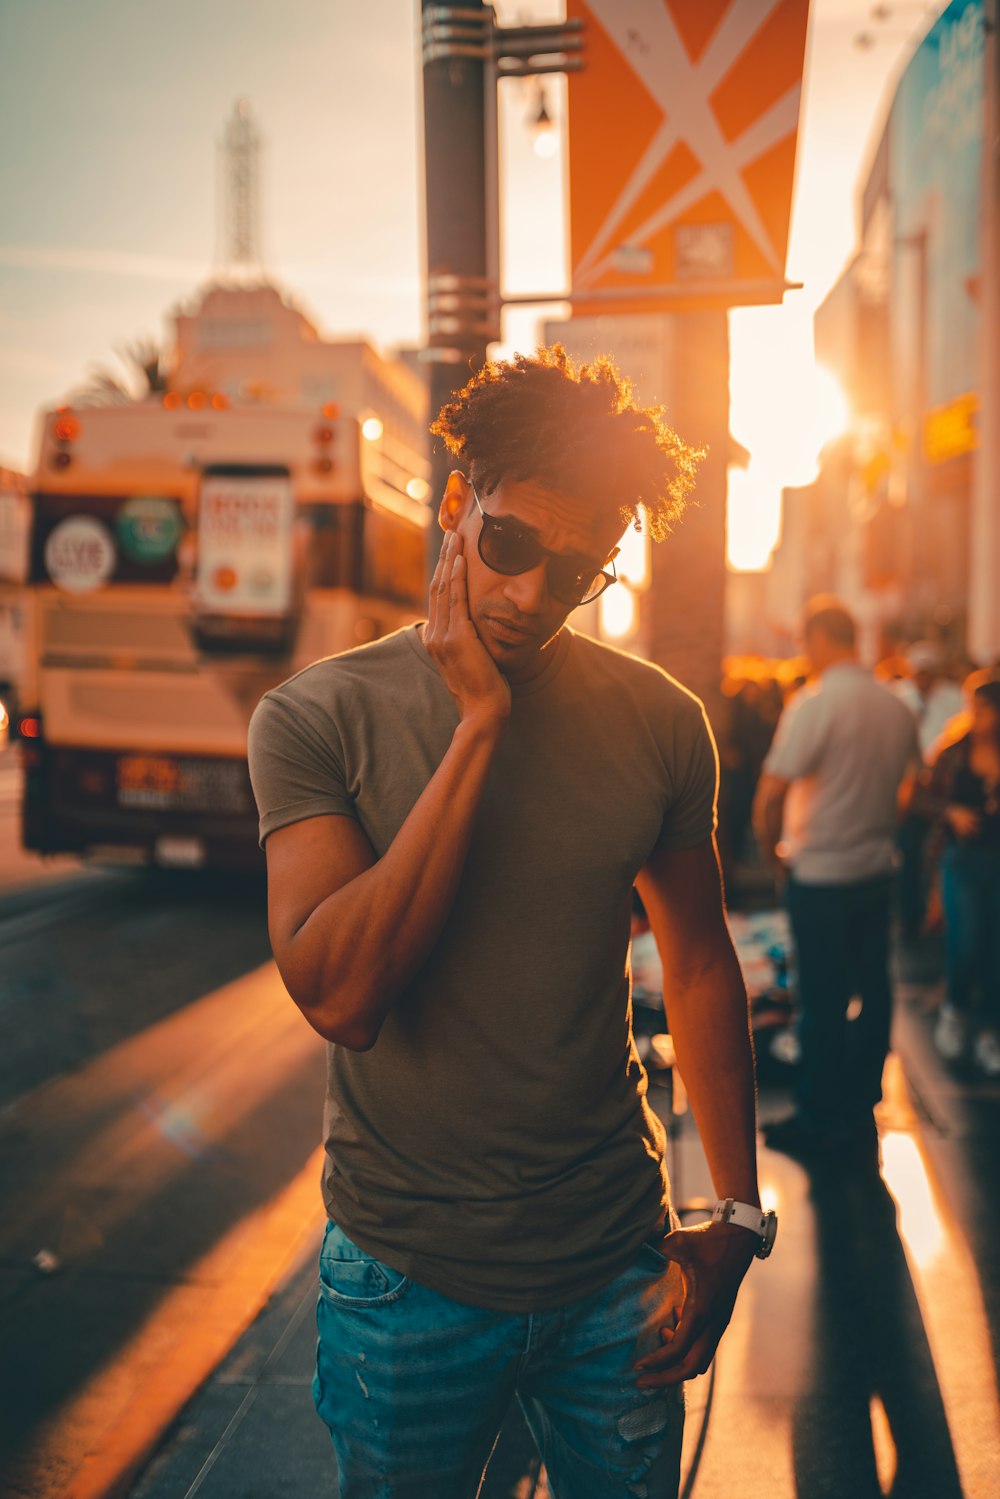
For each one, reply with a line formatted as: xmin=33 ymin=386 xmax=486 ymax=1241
xmin=247 ymin=624 xmax=718 ymax=1312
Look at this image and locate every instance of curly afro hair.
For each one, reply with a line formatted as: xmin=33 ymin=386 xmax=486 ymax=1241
xmin=429 ymin=345 xmax=702 ymax=542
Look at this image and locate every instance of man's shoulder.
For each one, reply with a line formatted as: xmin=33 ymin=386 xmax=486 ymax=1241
xmin=252 ymin=627 xmax=428 ymax=744
xmin=263 ymin=627 xmax=421 ymax=707
xmin=826 ymin=670 xmax=920 ymax=755
xmin=866 ymin=671 xmax=924 ymax=724
xmin=822 ymin=665 xmax=906 ymax=713
xmin=778 ymin=675 xmax=823 ymax=723
xmin=568 ymin=629 xmax=706 ymax=719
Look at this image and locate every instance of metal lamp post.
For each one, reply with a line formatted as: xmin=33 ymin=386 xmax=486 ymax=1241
xmin=418 ymin=3 xmax=584 ymax=530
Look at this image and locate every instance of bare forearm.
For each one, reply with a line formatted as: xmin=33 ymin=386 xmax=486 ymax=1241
xmin=667 ymin=950 xmax=760 ymax=1205
xmin=288 ymin=716 xmax=502 ymax=1045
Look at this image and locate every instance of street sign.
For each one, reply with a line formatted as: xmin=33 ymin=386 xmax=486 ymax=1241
xmin=566 ymin=0 xmax=810 ymax=312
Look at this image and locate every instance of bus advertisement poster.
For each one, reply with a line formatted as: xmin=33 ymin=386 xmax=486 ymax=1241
xmin=196 ymin=472 xmax=295 ymax=616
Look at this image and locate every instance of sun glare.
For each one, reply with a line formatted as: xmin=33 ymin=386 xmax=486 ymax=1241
xmin=600 ymin=586 xmax=637 ymax=640
xmin=727 ymin=465 xmax=783 ymax=572
xmin=814 ymin=363 xmax=850 ymax=448
xmin=880 ymin=1130 xmax=947 ymax=1271
xmin=727 ymin=312 xmax=852 ymax=573
xmin=615 ymin=525 xmax=650 ymax=590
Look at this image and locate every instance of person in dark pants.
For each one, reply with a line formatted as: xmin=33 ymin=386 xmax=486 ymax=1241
xmin=915 ymin=674 xmax=1000 ymax=1076
xmin=784 ymin=875 xmax=894 ymax=1139
xmin=719 ymin=677 xmax=781 ymax=876
xmin=753 ymin=598 xmax=921 ymax=1156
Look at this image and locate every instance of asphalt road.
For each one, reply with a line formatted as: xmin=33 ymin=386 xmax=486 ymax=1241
xmin=0 ymin=767 xmax=327 ymax=1499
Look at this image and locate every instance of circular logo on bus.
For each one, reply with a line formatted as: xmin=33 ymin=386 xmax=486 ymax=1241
xmin=212 ymin=565 xmax=238 ymax=592
xmin=249 ymin=567 xmax=276 ymax=596
xmin=116 ymin=496 xmax=183 ymax=564
xmin=45 ymin=516 xmax=116 ymax=593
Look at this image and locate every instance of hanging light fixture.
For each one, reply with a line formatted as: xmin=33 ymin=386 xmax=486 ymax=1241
xmin=529 ymin=81 xmax=558 ymax=159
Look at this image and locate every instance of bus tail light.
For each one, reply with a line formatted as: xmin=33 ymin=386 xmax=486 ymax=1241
xmin=17 ymin=714 xmax=41 ymax=740
xmin=53 ymin=414 xmax=81 ymax=442
xmin=51 ymin=409 xmax=78 ymax=469
xmin=314 ymin=412 xmax=337 ymax=475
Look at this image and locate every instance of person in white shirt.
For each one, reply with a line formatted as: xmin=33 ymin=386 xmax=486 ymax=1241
xmin=893 ymin=642 xmax=964 ymax=758
xmin=892 ymin=644 xmax=964 ymax=939
xmin=753 ymin=598 xmax=921 ymax=1157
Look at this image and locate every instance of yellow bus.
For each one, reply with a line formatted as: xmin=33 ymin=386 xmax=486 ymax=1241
xmin=18 ymin=396 xmax=430 ymax=868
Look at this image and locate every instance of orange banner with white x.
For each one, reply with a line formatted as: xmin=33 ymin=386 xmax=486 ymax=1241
xmin=567 ymin=0 xmax=811 ymax=312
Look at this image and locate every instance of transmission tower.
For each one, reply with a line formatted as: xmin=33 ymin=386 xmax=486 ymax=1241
xmin=218 ymin=99 xmax=264 ymax=282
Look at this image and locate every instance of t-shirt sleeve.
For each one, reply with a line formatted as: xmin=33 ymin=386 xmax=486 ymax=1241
xmin=654 ymin=699 xmax=720 ymax=853
xmin=763 ymin=691 xmax=825 ymax=781
xmin=247 ymin=688 xmax=358 ymax=847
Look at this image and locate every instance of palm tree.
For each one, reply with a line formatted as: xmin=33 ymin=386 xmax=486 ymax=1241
xmin=72 ymin=337 xmax=170 ymax=406
xmin=121 ymin=337 xmax=170 ymax=395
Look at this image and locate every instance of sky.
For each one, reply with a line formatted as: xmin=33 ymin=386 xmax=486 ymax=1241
xmin=0 ymin=0 xmax=946 ymax=562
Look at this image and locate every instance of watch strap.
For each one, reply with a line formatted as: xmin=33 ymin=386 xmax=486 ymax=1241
xmin=712 ymin=1198 xmax=777 ymax=1258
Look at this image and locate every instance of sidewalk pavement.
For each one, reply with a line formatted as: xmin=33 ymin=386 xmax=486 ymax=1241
xmin=128 ymin=938 xmax=1000 ymax=1499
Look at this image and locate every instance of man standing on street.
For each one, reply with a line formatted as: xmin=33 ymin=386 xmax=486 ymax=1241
xmin=248 ymin=347 xmax=776 ymax=1498
xmin=754 ymin=597 xmax=921 ymax=1157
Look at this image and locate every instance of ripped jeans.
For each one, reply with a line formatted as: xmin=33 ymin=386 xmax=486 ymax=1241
xmin=313 ymin=1219 xmax=686 ymax=1499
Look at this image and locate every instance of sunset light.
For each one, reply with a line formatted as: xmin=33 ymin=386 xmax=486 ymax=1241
xmin=6 ymin=6 xmax=1000 ymax=1498
xmin=727 ymin=465 xmax=783 ymax=573
xmin=599 ymin=585 xmax=637 ymax=641
xmin=727 ymin=325 xmax=852 ymax=572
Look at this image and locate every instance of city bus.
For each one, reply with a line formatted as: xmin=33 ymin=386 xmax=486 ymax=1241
xmin=0 ymin=466 xmax=31 ymax=740
xmin=17 ymin=397 xmax=430 ymax=868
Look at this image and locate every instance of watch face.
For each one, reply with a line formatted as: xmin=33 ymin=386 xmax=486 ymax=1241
xmin=757 ymin=1211 xmax=778 ymax=1259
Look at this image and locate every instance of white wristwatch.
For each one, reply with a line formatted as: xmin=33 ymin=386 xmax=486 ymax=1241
xmin=711 ymin=1198 xmax=778 ymax=1259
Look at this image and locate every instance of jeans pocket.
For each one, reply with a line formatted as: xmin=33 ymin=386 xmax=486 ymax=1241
xmin=639 ymin=1238 xmax=674 ymax=1272
xmin=318 ymin=1220 xmax=412 ymax=1309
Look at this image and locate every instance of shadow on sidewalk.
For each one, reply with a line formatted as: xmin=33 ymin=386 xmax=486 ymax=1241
xmin=790 ymin=1143 xmax=962 ymax=1499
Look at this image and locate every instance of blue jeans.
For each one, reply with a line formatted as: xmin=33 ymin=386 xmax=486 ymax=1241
xmin=313 ymin=1219 xmax=686 ymax=1499
xmin=786 ymin=873 xmax=894 ymax=1133
xmin=940 ymin=843 xmax=1000 ymax=1027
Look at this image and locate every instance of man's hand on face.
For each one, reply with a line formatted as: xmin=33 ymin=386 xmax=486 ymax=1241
xmin=633 ymin=1220 xmax=758 ymax=1387
xmin=424 ymin=531 xmax=512 ymax=728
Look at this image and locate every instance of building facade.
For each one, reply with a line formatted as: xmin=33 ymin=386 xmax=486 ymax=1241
xmin=772 ymin=0 xmax=989 ymax=666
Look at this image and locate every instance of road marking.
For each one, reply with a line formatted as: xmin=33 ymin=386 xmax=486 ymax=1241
xmin=24 ymin=1140 xmax=326 ymax=1499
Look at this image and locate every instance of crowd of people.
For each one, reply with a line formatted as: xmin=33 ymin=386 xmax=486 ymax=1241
xmin=717 ymin=615 xmax=1000 ymax=1115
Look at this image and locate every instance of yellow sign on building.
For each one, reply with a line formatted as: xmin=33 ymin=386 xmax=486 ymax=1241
xmin=922 ymin=392 xmax=979 ymax=465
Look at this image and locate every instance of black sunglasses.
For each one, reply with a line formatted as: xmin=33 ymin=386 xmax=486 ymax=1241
xmin=470 ymin=486 xmax=618 ymax=607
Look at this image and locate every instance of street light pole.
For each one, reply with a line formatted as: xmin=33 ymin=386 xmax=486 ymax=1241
xmin=418 ymin=3 xmax=585 ymax=545
xmin=419 ymin=2 xmax=495 ymax=527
